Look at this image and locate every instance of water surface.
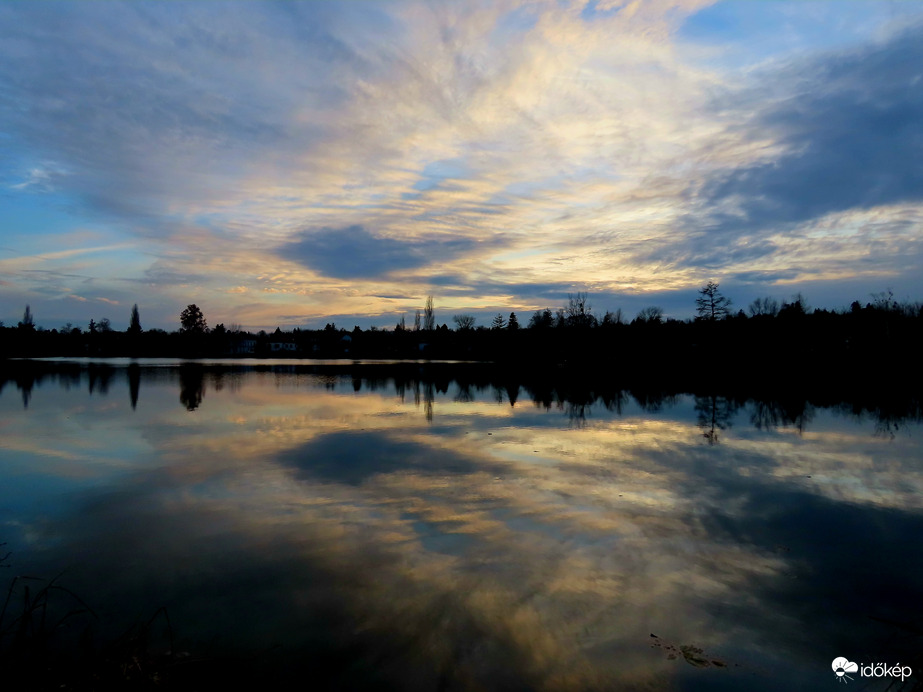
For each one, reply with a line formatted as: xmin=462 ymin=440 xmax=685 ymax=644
xmin=1 ymin=360 xmax=921 ymax=690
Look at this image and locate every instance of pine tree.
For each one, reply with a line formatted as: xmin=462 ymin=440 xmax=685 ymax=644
xmin=128 ymin=304 xmax=142 ymax=334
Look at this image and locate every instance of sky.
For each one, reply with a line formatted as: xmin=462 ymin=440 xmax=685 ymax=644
xmin=1 ymin=0 xmax=922 ymax=332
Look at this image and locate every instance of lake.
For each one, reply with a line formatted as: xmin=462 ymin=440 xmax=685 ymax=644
xmin=1 ymin=359 xmax=921 ymax=690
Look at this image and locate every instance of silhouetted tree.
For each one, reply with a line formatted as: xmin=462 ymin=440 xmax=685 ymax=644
xmin=180 ymin=304 xmax=208 ymax=334
xmin=13 ymin=305 xmax=37 ymax=356
xmin=528 ymin=309 xmax=553 ymax=329
xmin=19 ymin=305 xmax=35 ymax=329
xmin=565 ymin=292 xmax=594 ymax=327
xmin=696 ymin=281 xmax=732 ymax=321
xmin=453 ymin=314 xmax=475 ymax=330
xmin=601 ymin=309 xmax=623 ymax=327
xmin=508 ymin=312 xmax=519 ymax=330
xmin=128 ymin=304 xmax=142 ymax=334
xmin=490 ymin=313 xmax=505 ymax=330
xmin=423 ymin=295 xmax=436 ymax=331
xmin=779 ymin=294 xmax=809 ymax=319
xmin=870 ymin=290 xmax=897 ymax=312
xmin=18 ymin=305 xmax=34 ymax=331
xmin=98 ymin=317 xmax=112 ymax=332
xmin=634 ymin=306 xmax=663 ymax=325
xmin=414 ymin=310 xmax=421 ymax=331
xmin=748 ymin=297 xmax=779 ymax=317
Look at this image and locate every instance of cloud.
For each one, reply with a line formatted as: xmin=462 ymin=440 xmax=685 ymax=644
xmin=281 ymin=225 xmax=481 ymax=279
xmin=275 ymin=430 xmax=499 ymax=486
xmin=9 ymin=164 xmax=70 ymax=192
xmin=2 ymin=1 xmax=922 ymax=328
xmin=680 ymin=22 xmax=923 ymax=259
xmin=0 ymin=3 xmax=373 ymax=224
xmin=725 ymin=269 xmax=800 ymax=285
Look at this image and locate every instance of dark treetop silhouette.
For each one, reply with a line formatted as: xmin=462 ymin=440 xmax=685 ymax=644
xmin=180 ymin=304 xmax=208 ymax=334
xmin=696 ymin=282 xmax=732 ymax=321
xmin=1 ymin=291 xmax=921 ymax=390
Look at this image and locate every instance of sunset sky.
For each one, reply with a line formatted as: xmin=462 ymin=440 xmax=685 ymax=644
xmin=2 ymin=1 xmax=922 ymax=332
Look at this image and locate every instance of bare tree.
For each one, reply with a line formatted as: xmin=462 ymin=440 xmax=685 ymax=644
xmin=453 ymin=314 xmax=475 ymax=330
xmin=565 ymin=291 xmax=594 ymax=327
xmin=634 ymin=306 xmax=663 ymax=324
xmin=423 ymin=295 xmax=436 ymax=331
xmin=748 ymin=297 xmax=779 ymax=317
xmin=696 ymin=281 xmax=732 ymax=321
xmin=870 ymin=289 xmax=896 ymax=312
xmin=602 ymin=309 xmax=623 ymax=326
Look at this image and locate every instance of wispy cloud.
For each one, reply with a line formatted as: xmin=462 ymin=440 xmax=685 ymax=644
xmin=676 ymin=22 xmax=923 ymax=260
xmin=1 ymin=1 xmax=920 ymax=328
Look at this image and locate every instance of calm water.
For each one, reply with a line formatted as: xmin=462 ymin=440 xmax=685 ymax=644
xmin=1 ymin=360 xmax=921 ymax=690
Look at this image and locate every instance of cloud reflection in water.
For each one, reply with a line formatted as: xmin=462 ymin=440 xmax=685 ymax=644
xmin=0 ymin=364 xmax=921 ymax=690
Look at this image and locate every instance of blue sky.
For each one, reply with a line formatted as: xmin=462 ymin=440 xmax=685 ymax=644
xmin=2 ymin=0 xmax=922 ymax=331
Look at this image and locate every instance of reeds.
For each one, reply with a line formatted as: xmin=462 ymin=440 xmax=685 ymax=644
xmin=0 ymin=545 xmax=184 ymax=690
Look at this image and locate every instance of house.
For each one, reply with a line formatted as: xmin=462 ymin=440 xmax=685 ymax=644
xmin=269 ymin=341 xmax=299 ymax=353
xmin=231 ymin=338 xmax=256 ymax=355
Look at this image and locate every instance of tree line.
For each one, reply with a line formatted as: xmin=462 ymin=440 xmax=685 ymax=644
xmin=2 ymin=285 xmax=922 ymax=386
